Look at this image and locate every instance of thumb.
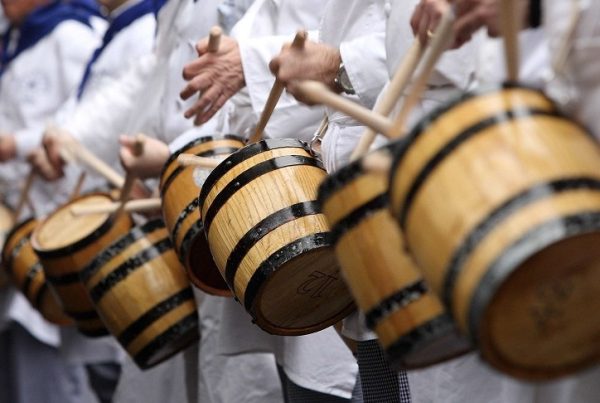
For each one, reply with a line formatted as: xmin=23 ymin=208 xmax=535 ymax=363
xmin=195 ymin=37 xmax=210 ymax=56
xmin=269 ymin=57 xmax=280 ymax=76
xmin=119 ymin=145 xmax=134 ymax=172
xmin=119 ymin=134 xmax=135 ymax=147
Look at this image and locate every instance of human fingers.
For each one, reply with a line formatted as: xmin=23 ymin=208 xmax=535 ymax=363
xmin=28 ymin=149 xmax=62 ymax=181
xmin=194 ymin=90 xmax=228 ymax=125
xmin=180 ymin=73 xmax=212 ymax=102
xmin=183 ymin=82 xmax=222 ymax=121
xmin=182 ymin=57 xmax=210 ymax=81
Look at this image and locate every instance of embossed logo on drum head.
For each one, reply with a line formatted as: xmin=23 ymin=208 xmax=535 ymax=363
xmin=297 ymin=270 xmax=338 ymax=298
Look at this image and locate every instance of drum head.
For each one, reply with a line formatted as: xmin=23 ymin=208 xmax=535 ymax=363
xmin=32 ymin=194 xmax=113 ymax=252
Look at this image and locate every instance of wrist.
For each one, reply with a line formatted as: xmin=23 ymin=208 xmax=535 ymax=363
xmin=0 ymin=135 xmax=17 ymax=160
xmin=326 ymin=49 xmax=343 ymax=93
xmin=333 ymin=61 xmax=356 ymax=95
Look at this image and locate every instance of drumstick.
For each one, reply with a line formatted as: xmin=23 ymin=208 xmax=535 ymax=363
xmin=70 ymin=197 xmax=162 ymax=216
xmin=248 ymin=30 xmax=308 ymax=144
xmin=65 ymin=141 xmax=125 ymax=188
xmin=47 ymin=123 xmax=126 ymax=188
xmin=388 ymin=7 xmax=456 ymax=139
xmin=115 ymin=135 xmax=145 ymax=216
xmin=13 ymin=170 xmax=35 ymax=222
xmin=350 ymin=38 xmax=425 ymax=161
xmin=25 ymin=198 xmax=37 ymax=218
xmin=361 ymin=149 xmax=394 ymax=176
xmin=68 ymin=171 xmax=87 ymax=201
xmin=500 ymin=0 xmax=521 ymax=81
xmin=207 ymin=26 xmax=222 ymax=53
xmin=177 ymin=154 xmax=227 ymax=169
xmin=294 ymin=81 xmax=394 ymax=136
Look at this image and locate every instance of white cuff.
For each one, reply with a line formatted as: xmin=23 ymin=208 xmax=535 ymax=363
xmin=14 ymin=127 xmax=44 ymax=159
xmin=339 ymin=32 xmax=388 ymax=109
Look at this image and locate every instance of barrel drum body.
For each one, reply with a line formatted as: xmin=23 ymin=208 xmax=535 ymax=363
xmin=389 ymin=85 xmax=600 ymax=379
xmin=81 ymin=219 xmax=198 ymax=369
xmin=199 ymin=139 xmax=354 ymax=336
xmin=2 ymin=218 xmax=71 ymax=325
xmin=319 ymin=144 xmax=471 ymax=369
xmin=0 ymin=203 xmax=14 ymax=288
xmin=160 ymin=135 xmax=245 ymax=296
xmin=0 ymin=203 xmax=13 ymax=249
xmin=31 ymin=193 xmax=134 ymax=337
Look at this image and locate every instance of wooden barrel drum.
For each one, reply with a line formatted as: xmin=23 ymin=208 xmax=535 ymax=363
xmin=0 ymin=203 xmax=14 ymax=287
xmin=389 ymin=85 xmax=600 ymax=379
xmin=319 ymin=143 xmax=471 ymax=369
xmin=1 ymin=218 xmax=71 ymax=325
xmin=81 ymin=219 xmax=198 ymax=369
xmin=160 ymin=135 xmax=245 ymax=296
xmin=199 ymin=139 xmax=354 ymax=335
xmin=31 ymin=193 xmax=134 ymax=337
xmin=0 ymin=203 xmax=13 ymax=248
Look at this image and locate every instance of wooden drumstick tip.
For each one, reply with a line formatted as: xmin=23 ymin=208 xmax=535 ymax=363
xmin=177 ymin=154 xmax=224 ymax=169
xmin=70 ymin=197 xmax=162 ymax=216
xmin=208 ymin=26 xmax=223 ymax=53
xmin=294 ymin=80 xmax=394 ymax=137
xmin=294 ymin=80 xmax=329 ymax=104
xmin=361 ymin=150 xmax=392 ymax=176
xmin=58 ymin=143 xmax=76 ymax=164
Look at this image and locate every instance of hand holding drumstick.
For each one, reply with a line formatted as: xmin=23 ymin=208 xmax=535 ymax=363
xmin=180 ymin=26 xmax=245 ymax=125
xmin=117 ymin=134 xmax=154 ymax=203
xmin=269 ymin=32 xmax=344 ymax=106
xmin=119 ymin=134 xmax=170 ymax=180
xmin=411 ymin=0 xmax=530 ymax=50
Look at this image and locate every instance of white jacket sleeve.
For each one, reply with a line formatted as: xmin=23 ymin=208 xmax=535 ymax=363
xmin=339 ymin=31 xmax=388 ymax=109
xmin=237 ymin=31 xmax=325 ymax=141
xmin=14 ymin=125 xmax=46 ymax=158
xmin=63 ymin=0 xmax=189 ymax=162
xmin=387 ymin=0 xmax=479 ymax=88
xmin=63 ymin=54 xmax=158 ymax=166
xmin=14 ymin=20 xmax=99 ymax=158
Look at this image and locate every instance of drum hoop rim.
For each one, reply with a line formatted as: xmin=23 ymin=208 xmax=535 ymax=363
xmin=158 ymin=134 xmax=244 ymax=185
xmin=159 ymin=146 xmax=243 ymax=197
xmin=31 ymin=193 xmax=126 ymax=258
xmin=387 ymin=82 xmax=553 ymax=213
xmin=201 ymin=154 xmax=324 ymax=234
xmin=1 ymin=217 xmax=35 ymax=263
xmin=199 ymin=138 xmax=311 ymax=209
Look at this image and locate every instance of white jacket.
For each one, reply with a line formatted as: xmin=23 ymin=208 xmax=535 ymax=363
xmin=316 ymin=0 xmax=388 ymax=172
xmin=148 ymin=0 xmax=223 ymax=143
xmin=57 ymin=1 xmax=158 ymax=186
xmin=217 ymin=0 xmax=326 ymax=141
xmin=63 ymin=0 xmax=222 ymax=168
xmin=0 ymin=18 xmax=101 ymax=346
xmin=544 ymin=0 xmax=600 ymax=139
